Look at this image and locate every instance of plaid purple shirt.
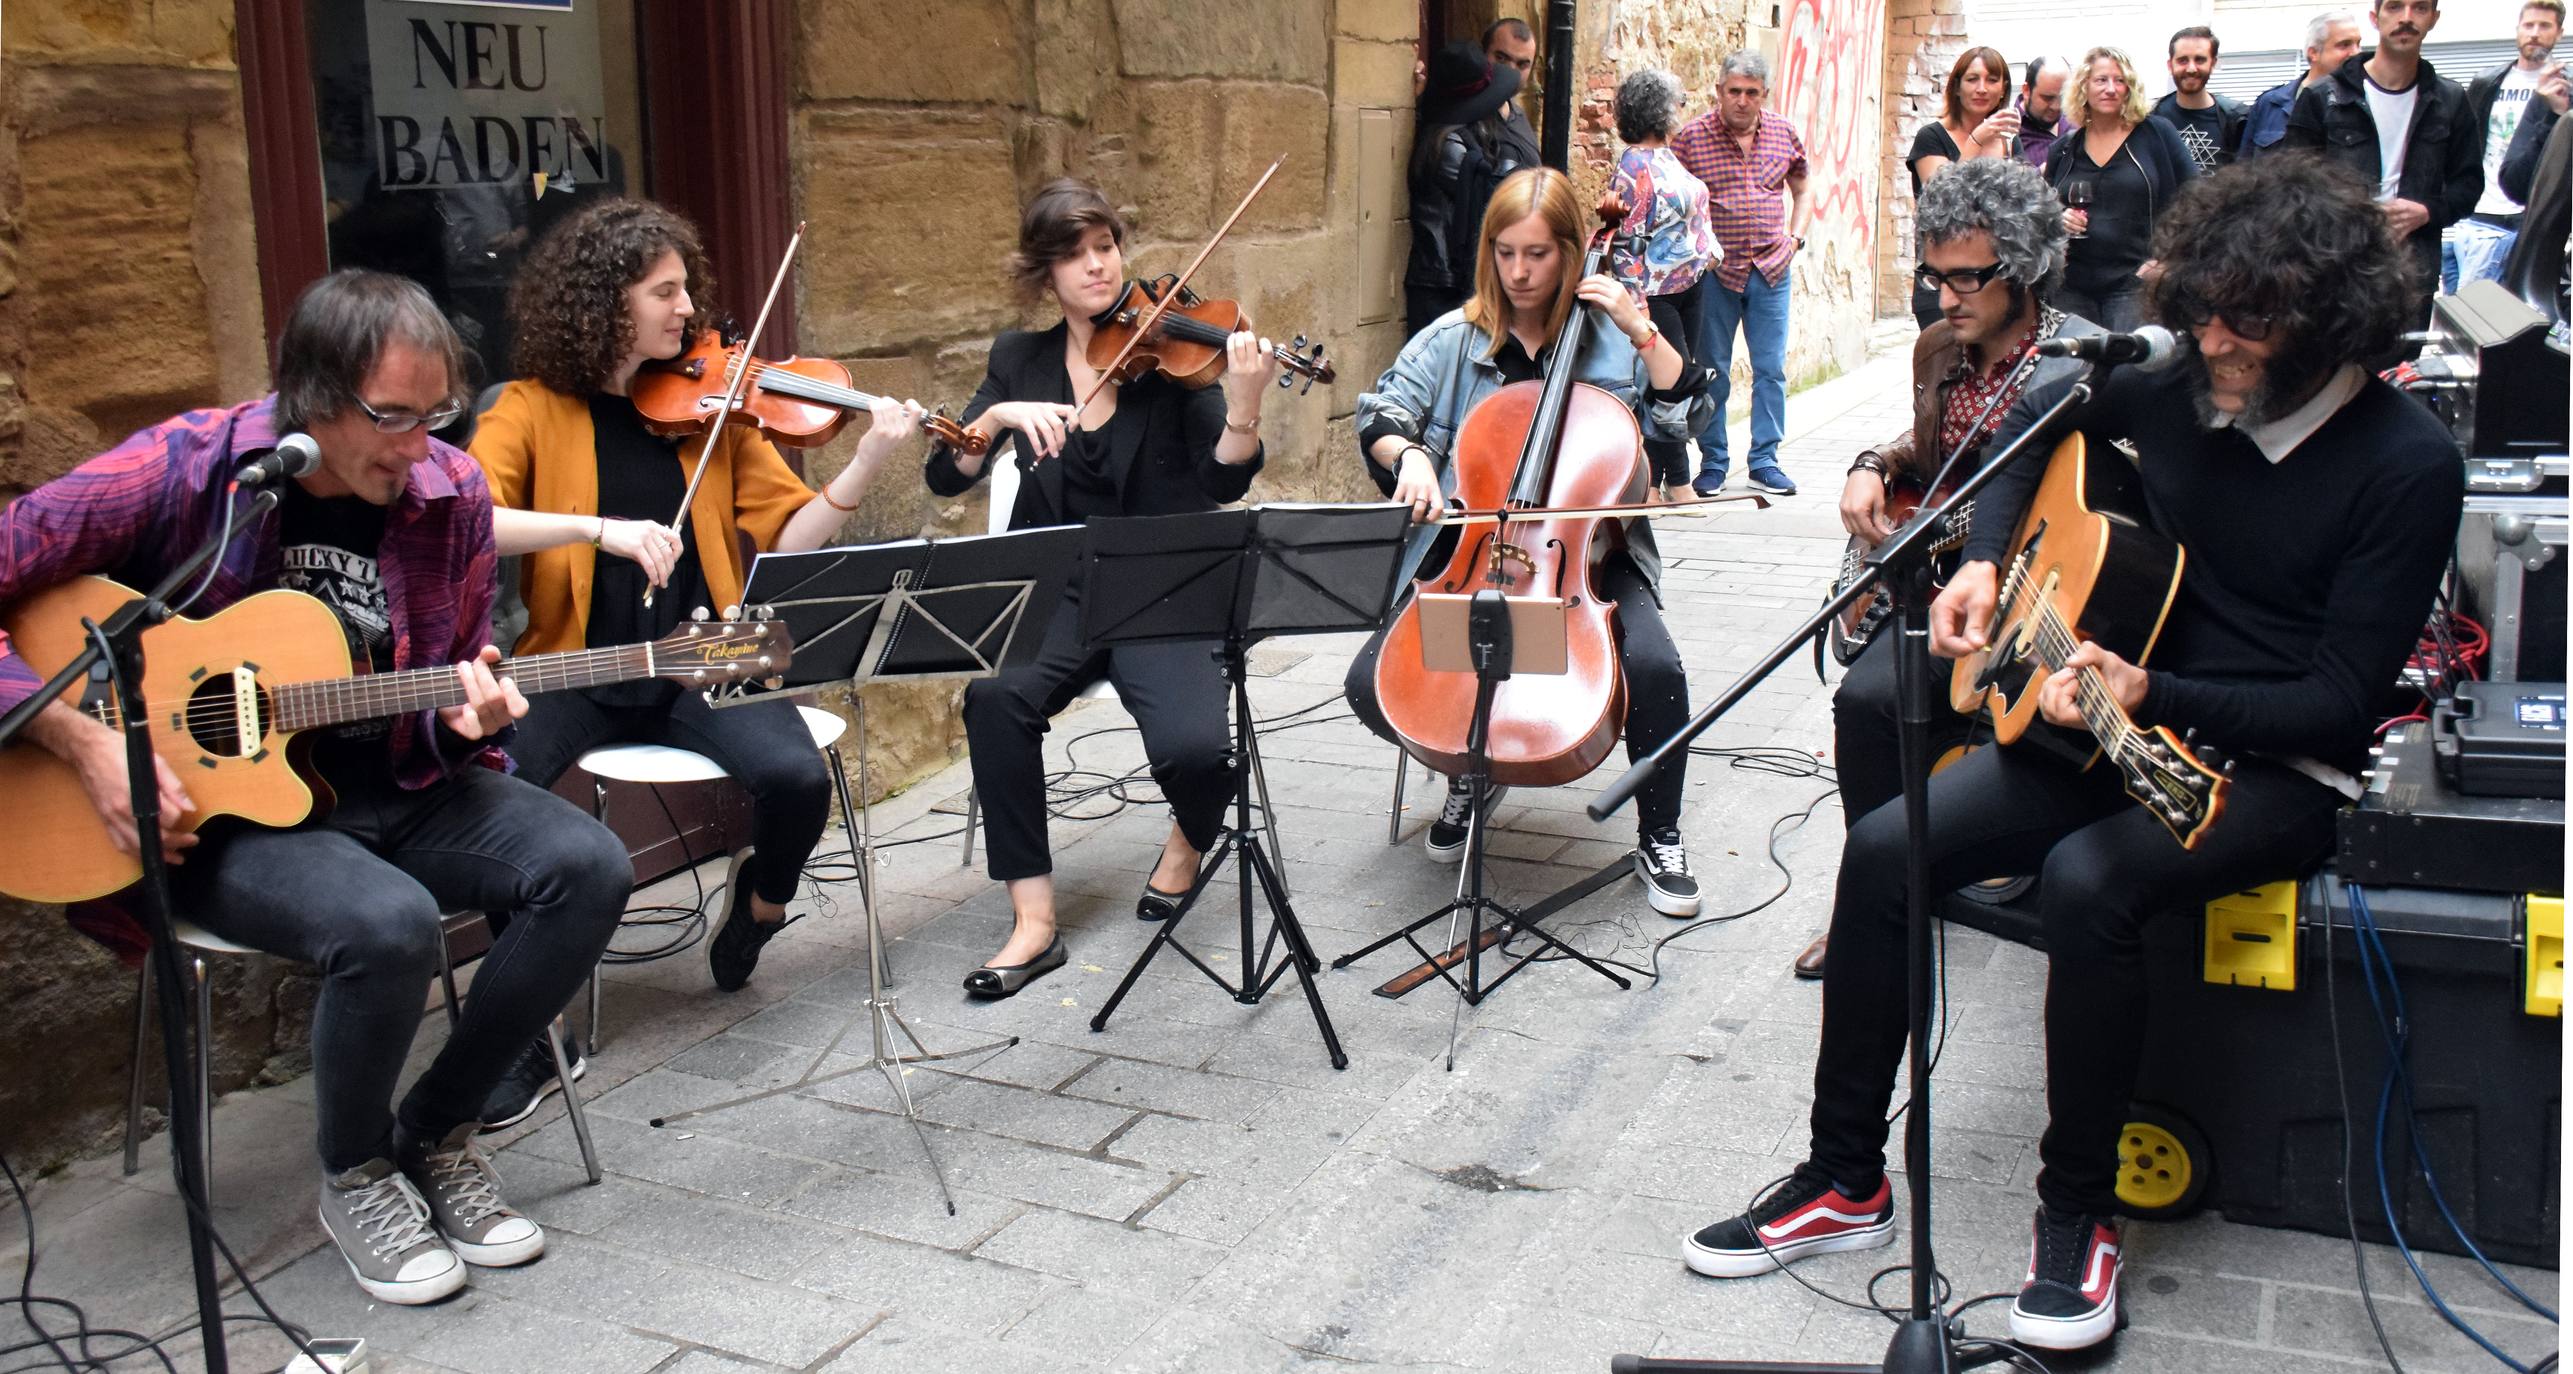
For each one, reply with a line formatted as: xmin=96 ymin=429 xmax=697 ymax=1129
xmin=0 ymin=395 xmax=506 ymax=788
xmin=1671 ymin=108 xmax=1809 ymax=292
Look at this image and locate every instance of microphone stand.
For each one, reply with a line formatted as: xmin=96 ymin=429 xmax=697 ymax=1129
xmin=0 ymin=487 xmax=283 ymax=1374
xmin=1592 ymin=371 xmax=2101 ymax=1374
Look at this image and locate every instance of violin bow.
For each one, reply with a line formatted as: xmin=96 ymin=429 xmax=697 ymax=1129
xmin=1068 ymin=154 xmax=1288 ymax=429
xmin=649 ymin=221 xmax=806 ymax=608
xmin=1429 ymin=491 xmax=1773 ymax=526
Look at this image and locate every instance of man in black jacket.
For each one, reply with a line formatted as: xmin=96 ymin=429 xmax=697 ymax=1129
xmin=2152 ymin=25 xmax=2245 ymax=173
xmin=1404 ymin=42 xmax=1534 ymax=337
xmin=2283 ymin=0 xmax=2482 ymax=322
xmin=2451 ymin=1 xmax=2564 ymax=288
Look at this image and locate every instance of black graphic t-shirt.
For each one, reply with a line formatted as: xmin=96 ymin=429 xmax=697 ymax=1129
xmin=2159 ymin=101 xmax=2227 ymax=176
xmin=276 ymin=483 xmax=394 ymax=781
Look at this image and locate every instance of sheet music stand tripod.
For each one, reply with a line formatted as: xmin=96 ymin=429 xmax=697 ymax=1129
xmin=1083 ymin=503 xmax=1414 ymax=1069
xmin=649 ymin=526 xmax=1082 ymax=1214
xmin=1330 ymin=589 xmax=1632 ymax=1066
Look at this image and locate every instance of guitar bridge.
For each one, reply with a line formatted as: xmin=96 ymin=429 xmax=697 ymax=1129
xmin=228 ymin=667 xmax=260 ymax=759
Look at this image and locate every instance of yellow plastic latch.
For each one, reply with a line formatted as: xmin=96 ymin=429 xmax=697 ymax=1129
xmin=2204 ymin=880 xmax=2299 ymax=990
xmin=2526 ymin=894 xmax=2562 ymax=1018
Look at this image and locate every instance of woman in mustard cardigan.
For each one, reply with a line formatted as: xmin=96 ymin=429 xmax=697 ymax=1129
xmin=470 ymin=200 xmax=921 ymax=1118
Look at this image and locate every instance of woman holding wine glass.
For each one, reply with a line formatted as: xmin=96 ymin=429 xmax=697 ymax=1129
xmin=2040 ymin=46 xmax=2194 ymax=331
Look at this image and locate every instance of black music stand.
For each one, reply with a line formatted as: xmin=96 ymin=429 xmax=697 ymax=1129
xmin=1082 ymin=502 xmax=1415 ymax=1069
xmin=1330 ymin=589 xmax=1634 ymax=1066
xmin=650 ymin=526 xmax=1080 ymax=1214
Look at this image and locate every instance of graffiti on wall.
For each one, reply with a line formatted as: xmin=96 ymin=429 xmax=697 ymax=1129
xmin=1772 ymin=0 xmax=1884 ymax=254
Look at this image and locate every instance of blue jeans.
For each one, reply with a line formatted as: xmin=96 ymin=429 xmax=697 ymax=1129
xmin=2442 ymin=220 xmax=2517 ymax=293
xmin=1694 ymin=265 xmax=1791 ymax=479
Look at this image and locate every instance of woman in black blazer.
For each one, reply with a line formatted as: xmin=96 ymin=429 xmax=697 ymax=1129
xmin=2041 ymin=46 xmax=2197 ymax=332
xmin=923 ymin=177 xmax=1283 ymax=998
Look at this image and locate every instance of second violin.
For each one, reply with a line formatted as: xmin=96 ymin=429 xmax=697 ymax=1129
xmin=633 ymin=331 xmax=989 ymax=456
xmin=1088 ymin=275 xmax=1335 ymax=393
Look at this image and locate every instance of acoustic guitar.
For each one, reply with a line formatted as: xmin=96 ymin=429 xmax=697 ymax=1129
xmin=0 ymin=575 xmax=791 ymax=903
xmin=1950 ymin=434 xmax=2232 ymax=849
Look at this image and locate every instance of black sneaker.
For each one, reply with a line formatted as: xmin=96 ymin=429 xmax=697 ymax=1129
xmin=1634 ymin=828 xmax=1701 ymax=917
xmin=1424 ymin=777 xmax=1507 ymax=863
xmin=707 ymin=848 xmax=799 ymax=992
xmin=2009 ymin=1207 xmax=2125 ymax=1350
xmin=1682 ymin=1165 xmax=1895 ymax=1278
xmin=476 ymin=1027 xmax=587 ymax=1134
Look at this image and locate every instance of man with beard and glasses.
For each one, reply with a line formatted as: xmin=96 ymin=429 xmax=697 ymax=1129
xmin=1680 ymin=155 xmax=2461 ymax=1357
xmin=2152 ymin=26 xmax=2246 ymax=175
xmin=1787 ymin=157 xmax=2099 ymax=980
xmin=2284 ymin=0 xmax=2482 ymax=325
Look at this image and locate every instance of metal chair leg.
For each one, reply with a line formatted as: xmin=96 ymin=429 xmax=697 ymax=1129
xmin=590 ymin=779 xmax=611 ymax=1049
xmin=1386 ymin=747 xmax=1409 ymax=845
xmin=122 ymin=960 xmax=151 ymax=1177
xmin=546 ymin=1015 xmax=601 ymax=1185
xmin=959 ymin=787 xmax=979 ymax=867
xmin=436 ymin=931 xmax=464 ymax=1031
xmin=191 ymin=955 xmax=214 ymax=1209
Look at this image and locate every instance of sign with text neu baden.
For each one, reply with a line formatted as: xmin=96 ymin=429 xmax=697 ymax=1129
xmin=366 ymin=0 xmax=606 ymax=192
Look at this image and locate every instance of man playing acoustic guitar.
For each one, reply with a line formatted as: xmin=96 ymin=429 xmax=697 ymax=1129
xmin=1682 ymin=156 xmax=2462 ymax=1354
xmin=0 ymin=271 xmax=631 ymax=1306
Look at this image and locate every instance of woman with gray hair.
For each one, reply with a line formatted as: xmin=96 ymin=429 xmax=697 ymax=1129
xmin=1609 ymin=67 xmax=1721 ymax=501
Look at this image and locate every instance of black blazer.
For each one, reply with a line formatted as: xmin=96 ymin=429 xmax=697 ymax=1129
xmin=922 ymin=320 xmax=1263 ymax=530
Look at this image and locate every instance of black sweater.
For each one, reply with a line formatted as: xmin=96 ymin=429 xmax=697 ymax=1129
xmin=1964 ymin=365 xmax=2463 ymax=777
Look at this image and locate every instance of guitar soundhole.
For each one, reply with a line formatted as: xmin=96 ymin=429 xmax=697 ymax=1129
xmin=183 ymin=676 xmax=270 ymax=759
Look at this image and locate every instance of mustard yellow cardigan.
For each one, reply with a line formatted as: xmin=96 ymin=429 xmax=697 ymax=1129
xmin=468 ymin=380 xmax=813 ymax=655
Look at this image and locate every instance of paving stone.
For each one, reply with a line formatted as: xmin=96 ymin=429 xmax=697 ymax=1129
xmin=794 ymin=1230 xmax=1053 ymax=1336
xmin=781 ymin=1164 xmax=1025 ymax=1250
xmin=2272 ymin=1280 xmax=2560 ymax=1367
xmin=823 ymin=1313 xmax=1091 ymax=1373
xmin=1059 ymin=1055 xmax=1288 ymax=1124
xmin=920 ymin=1124 xmax=1176 ymax=1220
xmin=976 ymin=1208 xmax=1229 ymax=1301
xmin=470 ymin=1237 xmax=875 ymax=1366
xmin=588 ymin=1182 xmax=853 ymax=1282
xmin=1132 ymin=1173 xmax=1299 ymax=1247
xmin=911 ymin=1075 xmax=1140 ymax=1151
xmin=998 ymin=1280 xmax=1174 ymax=1365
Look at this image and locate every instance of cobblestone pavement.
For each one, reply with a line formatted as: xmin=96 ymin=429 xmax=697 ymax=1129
xmin=5 ymin=327 xmax=2554 ymax=1372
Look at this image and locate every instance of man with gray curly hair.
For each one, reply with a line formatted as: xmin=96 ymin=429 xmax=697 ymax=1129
xmin=1784 ymin=156 xmax=2102 ymax=981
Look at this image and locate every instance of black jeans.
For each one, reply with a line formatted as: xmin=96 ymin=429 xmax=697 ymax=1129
xmin=1808 ymin=740 xmax=2340 ymax=1215
xmin=173 ymin=765 xmax=629 ymax=1173
xmin=961 ymin=593 xmax=1237 ymax=882
xmin=1645 ymin=281 xmax=1706 ymax=488
xmin=1343 ymin=554 xmax=1690 ymax=834
xmin=509 ymin=688 xmax=829 ymax=908
xmin=1830 ymin=628 xmax=1964 ymax=829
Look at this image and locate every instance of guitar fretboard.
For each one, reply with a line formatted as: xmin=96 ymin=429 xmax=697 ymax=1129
xmin=269 ymin=644 xmax=655 ymax=732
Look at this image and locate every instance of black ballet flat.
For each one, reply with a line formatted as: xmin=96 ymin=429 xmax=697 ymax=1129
xmin=962 ymin=937 xmax=1066 ymax=1000
xmin=1136 ymin=881 xmax=1194 ymax=923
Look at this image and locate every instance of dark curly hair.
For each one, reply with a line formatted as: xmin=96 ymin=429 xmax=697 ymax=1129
xmin=1010 ymin=178 xmax=1128 ymax=301
xmin=506 ymin=198 xmax=717 ymax=395
xmin=2145 ymin=155 xmax=2417 ymax=415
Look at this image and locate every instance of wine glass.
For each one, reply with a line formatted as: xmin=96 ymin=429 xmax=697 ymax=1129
xmin=2063 ymin=179 xmax=2095 ymax=238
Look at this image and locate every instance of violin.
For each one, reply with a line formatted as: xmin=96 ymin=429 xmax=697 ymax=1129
xmin=1371 ymin=196 xmax=1643 ymax=788
xmin=631 ymin=331 xmax=988 ymax=455
xmin=1087 ymin=275 xmax=1334 ymax=393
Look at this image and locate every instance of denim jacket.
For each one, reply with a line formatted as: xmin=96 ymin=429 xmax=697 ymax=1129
xmin=1356 ymin=309 xmax=1713 ymax=589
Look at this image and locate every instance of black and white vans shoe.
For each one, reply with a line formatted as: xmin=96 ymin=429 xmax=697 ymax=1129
xmin=1635 ymin=828 xmax=1701 ymax=917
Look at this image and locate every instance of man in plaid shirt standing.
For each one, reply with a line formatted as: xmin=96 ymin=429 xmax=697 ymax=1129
xmin=1672 ymin=51 xmax=1814 ymax=497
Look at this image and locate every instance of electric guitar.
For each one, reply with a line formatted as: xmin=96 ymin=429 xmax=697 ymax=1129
xmin=1825 ymin=471 xmax=1974 ymax=667
xmin=0 ymin=576 xmax=792 ymax=903
xmin=1950 ymin=434 xmax=2233 ymax=849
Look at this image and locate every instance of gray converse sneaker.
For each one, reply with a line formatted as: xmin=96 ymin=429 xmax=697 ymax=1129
xmin=318 ymin=1159 xmax=465 ymax=1305
xmin=400 ymin=1124 xmax=545 ymax=1267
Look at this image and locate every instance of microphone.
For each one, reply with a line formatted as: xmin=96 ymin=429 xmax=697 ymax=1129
xmin=232 ymin=432 xmax=322 ymax=487
xmin=2035 ymin=324 xmax=2180 ymax=370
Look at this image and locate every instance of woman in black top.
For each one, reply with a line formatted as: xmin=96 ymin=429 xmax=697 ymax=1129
xmin=923 ymin=178 xmax=1283 ymax=998
xmin=2042 ymin=46 xmax=2196 ymax=332
xmin=1907 ymin=46 xmax=2022 ymax=326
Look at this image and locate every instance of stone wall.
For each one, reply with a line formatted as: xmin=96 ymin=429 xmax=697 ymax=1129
xmin=0 ymin=0 xmax=301 ymax=1172
xmin=1879 ymin=0 xmax=1966 ymax=317
xmin=1571 ymin=0 xmax=1891 ymax=395
xmin=785 ymin=0 xmax=1424 ymax=791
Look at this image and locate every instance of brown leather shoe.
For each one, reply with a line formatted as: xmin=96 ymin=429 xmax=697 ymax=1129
xmin=1792 ymin=932 xmax=1829 ymax=980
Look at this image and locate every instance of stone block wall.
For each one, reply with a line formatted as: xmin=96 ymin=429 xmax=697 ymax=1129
xmin=785 ymin=0 xmax=1423 ymax=791
xmin=1879 ymin=0 xmax=1966 ymax=316
xmin=0 ymin=0 xmax=303 ymax=1173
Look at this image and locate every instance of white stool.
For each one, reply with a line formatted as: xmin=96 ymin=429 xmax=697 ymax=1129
xmin=577 ymin=703 xmax=868 ymax=1039
xmin=123 ymin=914 xmax=600 ymax=1201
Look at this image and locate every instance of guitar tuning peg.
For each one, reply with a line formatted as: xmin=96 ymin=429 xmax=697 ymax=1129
xmin=690 ymin=606 xmax=710 ymax=623
xmin=2182 ymin=727 xmax=2197 ymax=744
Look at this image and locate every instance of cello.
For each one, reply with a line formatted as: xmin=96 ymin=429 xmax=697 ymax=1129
xmin=1371 ymin=197 xmax=1644 ymax=787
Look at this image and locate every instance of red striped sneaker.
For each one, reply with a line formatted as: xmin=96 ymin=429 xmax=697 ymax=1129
xmin=1682 ymin=1167 xmax=1895 ymax=1278
xmin=2008 ymin=1207 xmax=2124 ymax=1351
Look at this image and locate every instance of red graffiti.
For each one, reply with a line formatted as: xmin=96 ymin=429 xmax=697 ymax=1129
xmin=1773 ymin=0 xmax=1885 ymax=251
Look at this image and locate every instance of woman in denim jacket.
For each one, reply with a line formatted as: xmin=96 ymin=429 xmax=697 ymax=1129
xmin=1344 ymin=167 xmax=1713 ymax=917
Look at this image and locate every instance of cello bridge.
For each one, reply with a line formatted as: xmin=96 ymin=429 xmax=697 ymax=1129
xmin=1489 ymin=541 xmax=1536 ymax=587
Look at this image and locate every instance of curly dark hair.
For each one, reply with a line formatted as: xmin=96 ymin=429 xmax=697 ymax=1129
xmin=2145 ymin=155 xmax=2417 ymax=401
xmin=506 ymin=198 xmax=717 ymax=395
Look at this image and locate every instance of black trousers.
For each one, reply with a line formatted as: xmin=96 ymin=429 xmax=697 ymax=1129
xmin=1343 ymin=554 xmax=1690 ymax=834
xmin=1809 ymin=736 xmax=2341 ymax=1216
xmin=1644 ymin=281 xmax=1706 ymax=488
xmin=961 ymin=593 xmax=1237 ymax=882
xmin=174 ymin=766 xmax=629 ymax=1171
xmin=510 ymin=688 xmax=829 ymax=907
xmin=1830 ymin=627 xmax=1966 ymax=829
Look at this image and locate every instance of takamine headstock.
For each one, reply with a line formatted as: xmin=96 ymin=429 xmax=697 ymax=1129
xmin=2115 ymin=724 xmax=2234 ymax=851
xmin=649 ymin=613 xmax=795 ymax=688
